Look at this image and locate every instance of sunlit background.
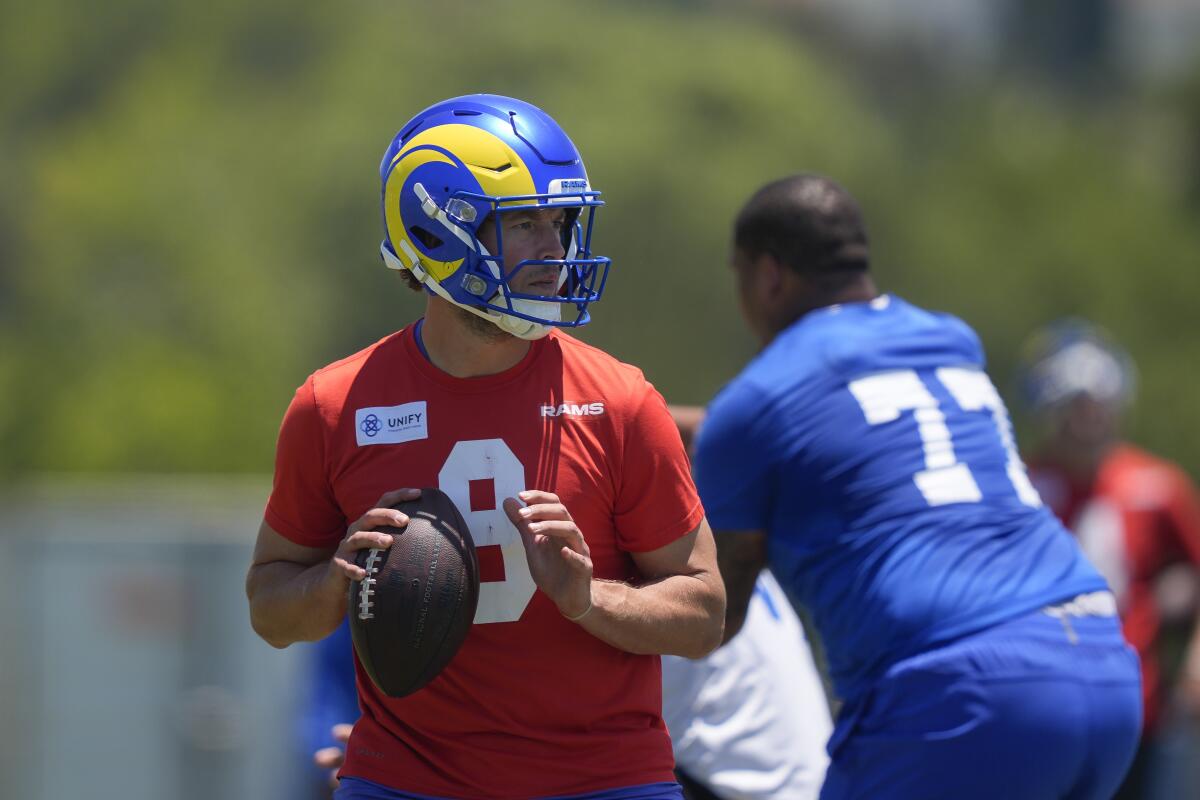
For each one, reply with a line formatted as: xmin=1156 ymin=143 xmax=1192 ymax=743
xmin=2 ymin=1 xmax=1199 ymax=797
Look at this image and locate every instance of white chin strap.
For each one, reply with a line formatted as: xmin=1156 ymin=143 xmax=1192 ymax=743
xmin=381 ymin=242 xmax=559 ymax=341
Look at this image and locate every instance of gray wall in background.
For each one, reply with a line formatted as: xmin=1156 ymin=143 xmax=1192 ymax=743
xmin=0 ymin=478 xmax=309 ymax=800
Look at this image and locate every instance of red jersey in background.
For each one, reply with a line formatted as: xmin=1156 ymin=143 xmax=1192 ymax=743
xmin=1029 ymin=444 xmax=1200 ymax=733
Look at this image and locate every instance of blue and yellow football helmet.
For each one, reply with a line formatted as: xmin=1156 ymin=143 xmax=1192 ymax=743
xmin=379 ymin=94 xmax=609 ymax=340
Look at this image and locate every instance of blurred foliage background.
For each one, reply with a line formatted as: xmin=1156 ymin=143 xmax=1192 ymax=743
xmin=2 ymin=0 xmax=1199 ymax=478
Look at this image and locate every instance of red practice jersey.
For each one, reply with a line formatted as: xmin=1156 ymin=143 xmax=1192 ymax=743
xmin=266 ymin=324 xmax=704 ymax=799
xmin=1029 ymin=444 xmax=1200 ymax=733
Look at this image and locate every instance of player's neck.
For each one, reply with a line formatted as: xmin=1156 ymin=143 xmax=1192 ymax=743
xmin=813 ymin=275 xmax=879 ymax=311
xmin=764 ymin=274 xmax=879 ymax=345
xmin=1043 ymin=436 xmax=1114 ymax=485
xmin=419 ymin=298 xmax=532 ymax=378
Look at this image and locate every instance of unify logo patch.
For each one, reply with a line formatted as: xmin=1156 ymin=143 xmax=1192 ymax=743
xmin=540 ymin=402 xmax=605 ymax=418
xmin=355 ymin=401 xmax=428 ymax=446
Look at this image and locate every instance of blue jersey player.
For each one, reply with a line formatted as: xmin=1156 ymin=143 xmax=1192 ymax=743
xmin=686 ymin=175 xmax=1143 ymax=800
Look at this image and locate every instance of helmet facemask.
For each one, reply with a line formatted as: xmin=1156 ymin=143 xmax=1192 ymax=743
xmin=467 ymin=196 xmax=607 ymax=335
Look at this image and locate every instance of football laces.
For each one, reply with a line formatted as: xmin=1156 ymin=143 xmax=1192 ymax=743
xmin=357 ymin=548 xmax=384 ymax=620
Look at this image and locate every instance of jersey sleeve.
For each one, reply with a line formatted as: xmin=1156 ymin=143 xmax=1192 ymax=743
xmin=612 ymin=380 xmax=705 ymax=552
xmin=264 ymin=377 xmax=346 ymax=547
xmin=693 ymin=380 xmax=774 ymax=532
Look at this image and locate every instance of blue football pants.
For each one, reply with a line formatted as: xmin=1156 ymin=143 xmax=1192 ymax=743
xmin=821 ymin=606 xmax=1142 ymax=800
xmin=334 ymin=776 xmax=684 ymax=800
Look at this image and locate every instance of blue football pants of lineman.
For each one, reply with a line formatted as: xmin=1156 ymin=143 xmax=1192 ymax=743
xmin=335 ymin=777 xmax=684 ymax=800
xmin=820 ymin=603 xmax=1142 ymax=800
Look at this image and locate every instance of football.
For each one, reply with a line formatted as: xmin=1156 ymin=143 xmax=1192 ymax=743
xmin=348 ymin=487 xmax=480 ymax=698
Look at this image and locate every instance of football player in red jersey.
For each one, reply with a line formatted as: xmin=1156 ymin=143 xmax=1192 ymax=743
xmin=245 ymin=95 xmax=725 ymax=800
xmin=1020 ymin=320 xmax=1200 ymax=799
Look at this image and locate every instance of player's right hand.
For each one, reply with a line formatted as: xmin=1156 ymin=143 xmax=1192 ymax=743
xmin=327 ymin=489 xmax=421 ymax=585
xmin=504 ymin=490 xmax=594 ymax=619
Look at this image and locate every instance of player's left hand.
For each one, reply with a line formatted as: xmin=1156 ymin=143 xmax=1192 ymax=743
xmin=503 ymin=490 xmax=593 ymax=620
xmin=313 ymin=722 xmax=353 ymax=789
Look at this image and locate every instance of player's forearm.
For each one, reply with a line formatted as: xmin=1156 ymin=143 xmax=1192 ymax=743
xmin=574 ymin=572 xmax=725 ymax=658
xmin=246 ymin=560 xmax=347 ymax=648
xmin=712 ymin=529 xmax=768 ymax=645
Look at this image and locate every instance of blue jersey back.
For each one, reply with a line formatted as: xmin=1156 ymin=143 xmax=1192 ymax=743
xmin=694 ymin=296 xmax=1106 ymax=702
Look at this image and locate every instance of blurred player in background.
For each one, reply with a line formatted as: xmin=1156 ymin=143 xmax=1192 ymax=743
xmin=665 ymin=406 xmax=832 ymax=800
xmin=675 ymin=174 xmax=1143 ymax=800
xmin=246 ymin=94 xmax=725 ymax=800
xmin=301 ymin=621 xmax=356 ymax=797
xmin=1019 ymin=321 xmax=1200 ymax=799
xmin=663 ymin=569 xmax=831 ymax=800
xmin=305 ymin=576 xmax=832 ymax=800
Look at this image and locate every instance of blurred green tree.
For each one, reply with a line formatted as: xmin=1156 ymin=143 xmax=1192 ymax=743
xmin=1 ymin=0 xmax=1197 ymax=477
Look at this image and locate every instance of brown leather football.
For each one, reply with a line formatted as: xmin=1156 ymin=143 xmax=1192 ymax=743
xmin=348 ymin=488 xmax=480 ymax=698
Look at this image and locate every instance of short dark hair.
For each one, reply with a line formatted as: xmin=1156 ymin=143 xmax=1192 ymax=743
xmin=734 ymin=175 xmax=870 ymax=280
xmin=397 ymin=267 xmax=423 ymax=293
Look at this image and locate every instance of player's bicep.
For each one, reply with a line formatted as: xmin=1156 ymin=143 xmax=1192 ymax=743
xmin=712 ymin=528 xmax=768 ymax=644
xmin=630 ymin=517 xmax=719 ymax=582
xmin=250 ymin=518 xmax=337 ymax=572
xmin=629 ymin=518 xmax=726 ymax=639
